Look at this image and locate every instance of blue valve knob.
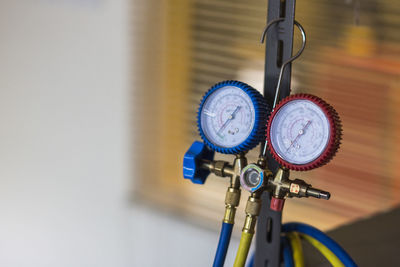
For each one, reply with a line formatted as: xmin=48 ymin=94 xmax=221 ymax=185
xmin=183 ymin=141 xmax=215 ymax=184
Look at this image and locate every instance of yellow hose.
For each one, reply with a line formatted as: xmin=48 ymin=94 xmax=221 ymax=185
xmin=300 ymin=233 xmax=345 ymax=267
xmin=287 ymin=232 xmax=305 ymax=267
xmin=233 ymin=231 xmax=253 ymax=267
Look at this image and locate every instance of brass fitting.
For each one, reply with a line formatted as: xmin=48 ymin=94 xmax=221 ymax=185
xmin=288 ymin=179 xmax=309 ymax=198
xmin=268 ymin=168 xmax=290 ymax=199
xmin=242 ymin=196 xmax=261 ymax=234
xmin=225 ymin=187 xmax=241 ymax=206
xmin=200 ymin=153 xmax=246 ymax=185
xmin=256 ymin=156 xmax=267 ymax=169
xmin=288 ymin=179 xmax=330 ymax=200
xmin=223 ymin=187 xmax=241 ymax=224
xmin=201 ymin=160 xmax=232 ymax=177
xmin=214 ymin=161 xmax=229 ymax=177
xmin=267 ymin=168 xmax=331 ymax=200
xmin=230 ymin=153 xmax=247 ymax=188
xmin=201 ymin=153 xmax=247 ymax=224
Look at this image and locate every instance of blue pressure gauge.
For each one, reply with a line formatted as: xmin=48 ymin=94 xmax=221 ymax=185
xmin=198 ymin=80 xmax=270 ymax=154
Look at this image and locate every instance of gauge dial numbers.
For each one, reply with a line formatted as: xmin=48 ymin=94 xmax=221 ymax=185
xmin=267 ymin=94 xmax=342 ymax=171
xmin=201 ymin=89 xmax=253 ymax=147
xmin=198 ymin=80 xmax=270 ymax=154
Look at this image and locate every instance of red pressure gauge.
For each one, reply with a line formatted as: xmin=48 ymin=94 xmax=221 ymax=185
xmin=266 ymin=94 xmax=342 ymax=171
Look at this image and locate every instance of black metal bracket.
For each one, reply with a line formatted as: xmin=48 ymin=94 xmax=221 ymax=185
xmin=254 ymin=0 xmax=296 ymax=267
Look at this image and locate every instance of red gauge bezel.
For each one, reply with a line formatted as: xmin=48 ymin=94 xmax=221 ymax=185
xmin=266 ymin=94 xmax=342 ymax=171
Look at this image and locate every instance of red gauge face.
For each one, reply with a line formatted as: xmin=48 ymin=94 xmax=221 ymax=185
xmin=266 ymin=94 xmax=342 ymax=171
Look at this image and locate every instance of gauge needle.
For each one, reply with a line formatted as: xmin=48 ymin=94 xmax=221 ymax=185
xmin=286 ymin=120 xmax=312 ymax=152
xmin=217 ymin=106 xmax=241 ymax=135
xmin=203 ymin=109 xmax=216 ymax=117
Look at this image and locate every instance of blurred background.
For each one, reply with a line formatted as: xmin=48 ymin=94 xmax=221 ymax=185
xmin=0 ymin=0 xmax=399 ymax=266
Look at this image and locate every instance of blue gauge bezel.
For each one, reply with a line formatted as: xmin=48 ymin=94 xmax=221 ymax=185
xmin=197 ymin=80 xmax=269 ymax=154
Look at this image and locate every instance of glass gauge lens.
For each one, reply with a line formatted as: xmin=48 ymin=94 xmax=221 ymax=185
xmin=240 ymin=164 xmax=265 ymax=193
xmin=270 ymin=99 xmax=330 ymax=164
xmin=198 ymin=81 xmax=269 ymax=154
xmin=267 ymin=94 xmax=342 ymax=171
xmin=201 ymin=86 xmax=254 ymax=148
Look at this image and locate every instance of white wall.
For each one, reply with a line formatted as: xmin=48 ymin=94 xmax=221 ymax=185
xmin=130 ymin=204 xmax=241 ymax=267
xmin=0 ymin=1 xmax=131 ymax=266
xmin=0 ymin=1 xmax=240 ymax=266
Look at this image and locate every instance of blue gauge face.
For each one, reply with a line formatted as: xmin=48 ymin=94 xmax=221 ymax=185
xmin=198 ymin=81 xmax=269 ymax=154
xmin=200 ymin=86 xmax=255 ymax=148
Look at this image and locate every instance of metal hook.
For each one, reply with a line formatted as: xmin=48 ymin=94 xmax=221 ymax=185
xmin=260 ymin=19 xmax=306 ymax=109
xmin=260 ymin=19 xmax=307 ymax=157
xmin=260 ymin=18 xmax=285 ymax=44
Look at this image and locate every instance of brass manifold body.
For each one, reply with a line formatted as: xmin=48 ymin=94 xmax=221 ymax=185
xmin=200 ymin=154 xmax=330 ymax=223
xmin=200 ymin=153 xmax=263 ymax=234
xmin=269 ymin=168 xmax=331 ymax=200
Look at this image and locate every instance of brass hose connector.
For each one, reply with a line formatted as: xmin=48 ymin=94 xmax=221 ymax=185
xmin=288 ymin=179 xmax=330 ymax=200
xmin=201 ymin=160 xmax=232 ymax=177
xmin=242 ymin=196 xmax=261 ymax=234
xmin=223 ymin=187 xmax=241 ymax=224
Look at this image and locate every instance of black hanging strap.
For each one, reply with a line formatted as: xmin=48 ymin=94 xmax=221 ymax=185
xmin=254 ymin=1 xmax=296 ymax=267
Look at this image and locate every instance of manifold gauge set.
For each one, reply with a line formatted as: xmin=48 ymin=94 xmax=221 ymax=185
xmin=180 ymin=10 xmax=355 ymax=267
xmin=183 ymin=78 xmax=343 ymax=267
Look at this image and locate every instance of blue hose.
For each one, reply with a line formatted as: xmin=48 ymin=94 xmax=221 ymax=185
xmin=247 ymin=254 xmax=254 ymax=267
xmin=283 ymin=222 xmax=358 ymax=267
xmin=213 ymin=222 xmax=233 ymax=267
xmin=282 ymin=236 xmax=295 ymax=267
